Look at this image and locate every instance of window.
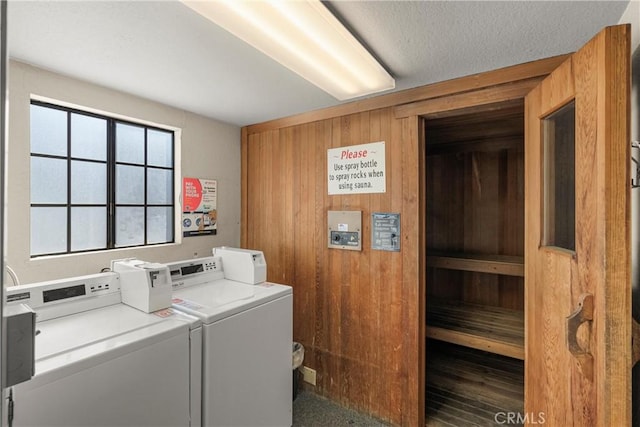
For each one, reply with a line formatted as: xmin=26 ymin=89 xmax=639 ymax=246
xmin=542 ymin=101 xmax=575 ymax=251
xmin=30 ymin=101 xmax=175 ymax=257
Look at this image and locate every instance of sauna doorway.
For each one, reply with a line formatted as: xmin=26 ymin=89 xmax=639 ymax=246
xmin=424 ymin=101 xmax=526 ymax=426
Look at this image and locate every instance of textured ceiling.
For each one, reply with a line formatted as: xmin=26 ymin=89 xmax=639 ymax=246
xmin=7 ymin=1 xmax=630 ymax=127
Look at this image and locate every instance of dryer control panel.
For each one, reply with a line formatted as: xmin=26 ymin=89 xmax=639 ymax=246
xmin=167 ymin=257 xmax=224 ymax=289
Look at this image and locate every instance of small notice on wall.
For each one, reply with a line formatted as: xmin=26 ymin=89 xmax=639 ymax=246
xmin=327 ymin=141 xmax=386 ymax=195
xmin=371 ymin=212 xmax=401 ymax=252
xmin=182 ymin=177 xmax=217 ymax=237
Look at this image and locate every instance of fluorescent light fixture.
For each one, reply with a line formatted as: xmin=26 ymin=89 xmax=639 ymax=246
xmin=181 ymin=0 xmax=395 ymax=100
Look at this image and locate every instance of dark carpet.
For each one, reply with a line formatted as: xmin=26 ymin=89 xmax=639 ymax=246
xmin=293 ymin=391 xmax=390 ymax=427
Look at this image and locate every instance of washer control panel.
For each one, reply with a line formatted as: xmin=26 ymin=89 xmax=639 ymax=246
xmin=167 ymin=256 xmax=224 ymax=288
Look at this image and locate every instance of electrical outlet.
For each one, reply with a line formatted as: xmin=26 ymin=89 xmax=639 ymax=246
xmin=299 ymin=366 xmax=316 ymax=386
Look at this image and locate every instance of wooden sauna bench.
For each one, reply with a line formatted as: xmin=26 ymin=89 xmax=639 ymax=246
xmin=426 ymin=299 xmax=524 ymax=360
xmin=426 ymin=252 xmax=525 ymax=360
xmin=427 ymin=252 xmax=524 ymax=277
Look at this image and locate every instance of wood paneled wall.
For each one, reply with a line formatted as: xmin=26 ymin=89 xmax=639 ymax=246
xmin=243 ymin=109 xmax=421 ymax=425
xmin=425 ymin=105 xmax=525 ymax=310
xmin=241 ymin=55 xmax=567 ymax=426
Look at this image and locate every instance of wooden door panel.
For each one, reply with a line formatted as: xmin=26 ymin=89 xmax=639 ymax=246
xmin=525 ymin=25 xmax=630 ymax=426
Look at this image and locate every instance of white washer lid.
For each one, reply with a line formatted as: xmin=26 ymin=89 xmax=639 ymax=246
xmin=171 ymin=279 xmax=292 ymax=323
xmin=35 ymin=304 xmax=195 ymax=361
xmin=22 ymin=304 xmax=198 ymax=390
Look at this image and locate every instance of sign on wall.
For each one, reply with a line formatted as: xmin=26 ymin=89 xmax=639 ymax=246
xmin=327 ymin=141 xmax=386 ymax=195
xmin=371 ymin=212 xmax=401 ymax=252
xmin=182 ymin=177 xmax=217 ymax=237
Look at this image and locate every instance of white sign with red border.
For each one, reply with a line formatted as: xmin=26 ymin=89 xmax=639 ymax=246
xmin=327 ymin=141 xmax=386 ymax=195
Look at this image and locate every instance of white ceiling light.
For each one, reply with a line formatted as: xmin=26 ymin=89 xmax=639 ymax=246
xmin=181 ymin=0 xmax=395 ymax=101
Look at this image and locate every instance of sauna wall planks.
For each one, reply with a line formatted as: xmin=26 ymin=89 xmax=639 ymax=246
xmin=244 ymin=109 xmax=420 ymax=425
xmin=426 ymin=147 xmax=525 ymax=310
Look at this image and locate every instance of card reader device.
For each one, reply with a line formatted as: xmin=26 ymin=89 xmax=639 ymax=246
xmin=111 ymin=259 xmax=172 ymax=313
xmin=213 ymin=247 xmax=267 ymax=284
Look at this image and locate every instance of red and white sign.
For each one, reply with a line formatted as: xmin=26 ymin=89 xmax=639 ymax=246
xmin=183 ymin=178 xmax=203 ymax=212
xmin=327 ymin=141 xmax=386 ymax=195
xmin=182 ymin=177 xmax=217 ymax=237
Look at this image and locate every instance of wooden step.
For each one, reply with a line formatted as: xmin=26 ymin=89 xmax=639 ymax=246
xmin=426 ymin=299 xmax=524 ymax=360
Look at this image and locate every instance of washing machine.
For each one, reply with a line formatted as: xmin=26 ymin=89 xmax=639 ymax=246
xmin=167 ymin=249 xmax=293 ymax=427
xmin=5 ymin=271 xmax=202 ymax=427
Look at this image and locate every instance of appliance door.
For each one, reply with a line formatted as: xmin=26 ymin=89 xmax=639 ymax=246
xmin=12 ymin=327 xmax=192 ymax=427
xmin=203 ymin=294 xmax=293 ymax=427
xmin=189 ymin=326 xmax=203 ymax=427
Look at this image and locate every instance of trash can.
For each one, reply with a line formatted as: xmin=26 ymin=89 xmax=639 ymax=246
xmin=292 ymin=342 xmax=305 ymax=400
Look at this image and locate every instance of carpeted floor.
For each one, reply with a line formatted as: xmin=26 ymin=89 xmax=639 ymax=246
xmin=293 ymin=391 xmax=390 ymax=426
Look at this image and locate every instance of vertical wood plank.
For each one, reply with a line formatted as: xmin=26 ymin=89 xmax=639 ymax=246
xmin=595 ymin=24 xmax=631 ymax=427
xmin=241 ymin=127 xmax=248 ymax=248
xmin=367 ymin=108 xmax=383 ymax=417
xmin=401 ymin=115 xmax=422 ymax=426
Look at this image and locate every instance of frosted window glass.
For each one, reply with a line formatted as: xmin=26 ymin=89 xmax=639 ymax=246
xmin=31 ymin=207 xmax=67 ymax=255
xmin=116 ymin=165 xmax=144 ymax=204
xmin=31 ymin=157 xmax=67 ymax=204
xmin=148 ymin=129 xmax=173 ymax=167
xmin=147 ymin=168 xmax=173 ymax=205
xmin=71 ymin=207 xmax=106 ymax=251
xmin=31 ymin=105 xmax=67 ymax=156
xmin=71 ymin=114 xmax=107 ymax=161
xmin=116 ymin=207 xmax=144 ymax=247
xmin=116 ymin=123 xmax=144 ymax=164
xmin=147 ymin=207 xmax=173 ymax=244
xmin=71 ymin=161 xmax=106 ymax=204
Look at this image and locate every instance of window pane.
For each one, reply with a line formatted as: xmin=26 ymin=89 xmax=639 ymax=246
xmin=116 ymin=165 xmax=144 ymax=204
xmin=71 ymin=114 xmax=107 ymax=161
xmin=147 ymin=168 xmax=173 ymax=205
xmin=116 ymin=123 xmax=144 ymax=164
xmin=31 ymin=105 xmax=67 ymax=156
xmin=71 ymin=161 xmax=106 ymax=204
xmin=147 ymin=207 xmax=173 ymax=244
xmin=71 ymin=207 xmax=106 ymax=251
xmin=543 ymin=101 xmax=575 ymax=251
xmin=115 ymin=207 xmax=144 ymax=247
xmin=148 ymin=129 xmax=173 ymax=167
xmin=31 ymin=207 xmax=67 ymax=255
xmin=31 ymin=157 xmax=67 ymax=204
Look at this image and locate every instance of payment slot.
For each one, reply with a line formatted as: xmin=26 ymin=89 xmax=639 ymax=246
xmin=327 ymin=210 xmax=362 ymax=251
xmin=111 ymin=259 xmax=172 ymax=313
xmin=213 ymin=247 xmax=267 ymax=284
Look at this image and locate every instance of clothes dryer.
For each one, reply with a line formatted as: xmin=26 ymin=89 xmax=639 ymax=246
xmin=167 ymin=255 xmax=292 ymax=427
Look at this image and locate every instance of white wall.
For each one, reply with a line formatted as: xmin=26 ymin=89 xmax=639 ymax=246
xmin=7 ymin=60 xmax=241 ymax=284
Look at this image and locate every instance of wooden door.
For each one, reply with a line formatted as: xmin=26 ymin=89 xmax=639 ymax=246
xmin=524 ymin=25 xmax=630 ymax=426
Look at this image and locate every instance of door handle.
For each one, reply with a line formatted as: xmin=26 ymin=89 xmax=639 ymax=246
xmin=566 ymin=293 xmax=594 ymax=381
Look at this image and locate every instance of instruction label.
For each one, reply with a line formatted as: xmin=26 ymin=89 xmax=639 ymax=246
xmin=327 ymin=141 xmax=386 ymax=195
xmin=371 ymin=212 xmax=401 ymax=252
xmin=172 ymin=297 xmax=205 ymax=311
xmin=154 ymin=308 xmax=176 ymax=318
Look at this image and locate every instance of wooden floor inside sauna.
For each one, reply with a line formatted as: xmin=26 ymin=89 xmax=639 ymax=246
xmin=426 ymin=341 xmax=524 ymax=427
